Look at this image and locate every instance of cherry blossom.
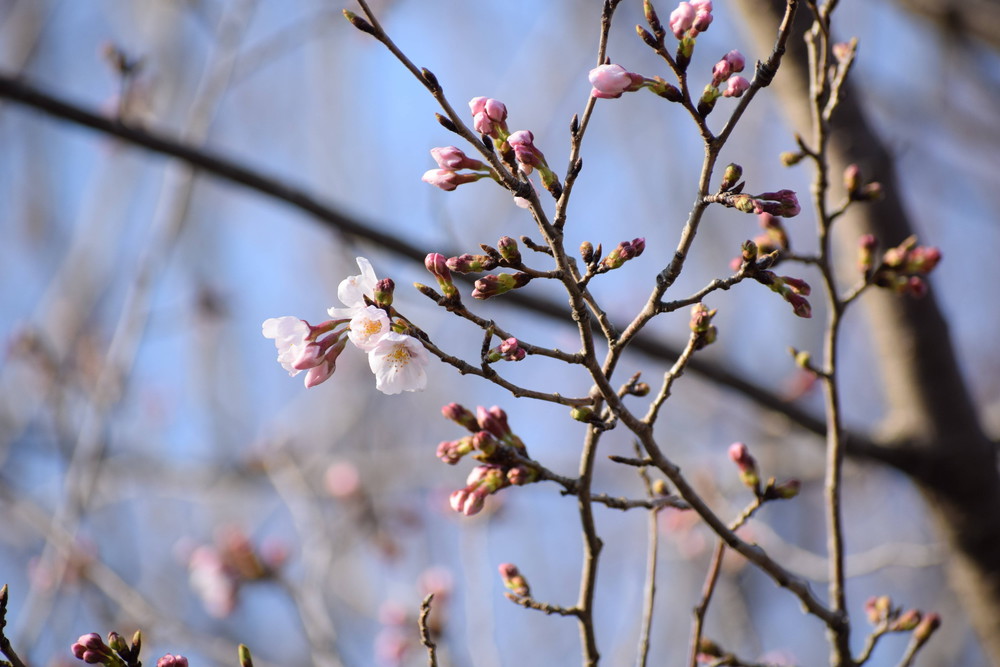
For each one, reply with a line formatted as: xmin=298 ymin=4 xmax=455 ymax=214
xmin=367 ymin=332 xmax=429 ymax=395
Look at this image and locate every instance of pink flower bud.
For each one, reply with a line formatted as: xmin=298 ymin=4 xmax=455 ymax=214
xmin=497 ymin=236 xmax=521 ymax=264
xmin=430 ymin=146 xmax=486 ymax=171
xmin=858 ymin=234 xmax=878 ymax=272
xmin=499 ymin=337 xmax=526 ymax=361
xmin=477 ymin=405 xmax=511 ymax=438
xmin=669 ymin=2 xmax=695 ymax=38
xmin=498 ymin=563 xmax=531 ymax=597
xmin=724 ymin=49 xmax=745 ymax=72
xmin=157 ymin=655 xmax=190 ymax=667
xmin=692 ymin=8 xmax=713 ymax=32
xmin=447 ymin=253 xmax=498 ymax=274
xmin=425 ymin=253 xmax=452 ymax=280
xmin=588 ymin=64 xmax=645 ymax=99
xmin=781 ymin=276 xmax=811 ymax=296
xmin=690 ymin=0 xmax=712 ymax=10
xmin=913 ymin=613 xmax=941 ymax=643
xmin=728 ymin=442 xmax=761 ymax=492
xmin=785 ymin=292 xmax=812 ymax=318
xmin=471 ymin=272 xmax=531 ymax=299
xmin=469 ymin=96 xmax=508 ymax=138
xmin=722 ymin=75 xmax=750 ymax=98
xmin=421 ymin=168 xmax=483 ymax=191
xmin=507 ymin=130 xmax=547 ymax=171
xmin=442 ymin=403 xmax=479 ymax=431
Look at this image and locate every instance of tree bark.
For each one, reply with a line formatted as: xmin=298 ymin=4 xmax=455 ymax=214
xmin=733 ymin=1 xmax=1000 ymax=661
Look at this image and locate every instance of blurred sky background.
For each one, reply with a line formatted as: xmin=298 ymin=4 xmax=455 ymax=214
xmin=0 ymin=0 xmax=998 ymax=665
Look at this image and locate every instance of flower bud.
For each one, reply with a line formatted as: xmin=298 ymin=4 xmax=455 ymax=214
xmin=630 ymin=382 xmax=651 ymax=397
xmin=506 ymin=465 xmax=538 ymax=486
xmin=472 ymin=430 xmax=499 ymax=457
xmin=843 ymin=163 xmax=862 ymax=198
xmin=769 ymin=478 xmax=801 ymax=499
xmin=722 ymin=75 xmax=749 ymax=98
xmin=425 ymin=253 xmax=458 ymax=298
xmin=570 ymin=406 xmax=594 ymax=422
xmin=107 ymin=632 xmax=128 ymax=655
xmin=447 ymin=253 xmax=498 ymax=274
xmin=728 ymin=442 xmax=760 ymax=493
xmin=891 ymin=609 xmax=923 ymax=632
xmin=238 ymin=644 xmax=255 ymax=667
xmin=580 ymin=241 xmax=595 ymax=264
xmin=469 ymin=96 xmax=508 ymax=140
xmin=912 ymin=613 xmax=941 ymax=643
xmin=669 ymin=2 xmax=695 ymax=38
xmin=498 ymin=337 xmax=526 ymax=361
xmin=648 ymin=76 xmax=683 ymax=101
xmin=421 ymin=168 xmax=484 ymax=191
xmin=436 ymin=437 xmax=475 ymax=465
xmin=497 ymin=236 xmax=521 ymax=264
xmin=477 ymin=406 xmax=511 ymax=439
xmin=430 ymin=146 xmax=486 ymax=171
xmin=858 ymin=234 xmax=878 ymax=273
xmin=157 ymin=655 xmax=189 ymax=667
xmin=740 ymin=239 xmax=758 ymax=265
xmin=373 ymin=278 xmax=395 ymax=307
xmin=784 ymin=292 xmax=812 ymax=318
xmin=780 ymin=151 xmax=804 ymax=166
xmin=498 ymin=563 xmax=531 ymax=597
xmin=442 ymin=402 xmax=479 ymax=431
xmin=588 ymin=64 xmax=646 ymax=99
xmin=471 ymin=272 xmax=532 ymax=299
xmin=721 ymin=163 xmax=742 ymax=191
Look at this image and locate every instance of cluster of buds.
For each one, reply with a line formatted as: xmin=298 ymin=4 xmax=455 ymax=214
xmin=506 ymin=130 xmax=562 ymax=197
xmin=729 ymin=214 xmax=789 ymax=271
xmin=498 ymin=562 xmax=531 ymax=598
xmin=689 ymin=303 xmax=718 ymax=350
xmin=861 ymin=234 xmax=941 ymax=298
xmin=470 ymin=96 xmax=509 ymax=143
xmin=419 ymin=239 xmax=529 ymax=301
xmin=261 ymin=316 xmax=349 ymax=389
xmin=438 ymin=404 xmax=537 ymax=516
xmin=600 ymin=237 xmax=646 ymax=271
xmin=865 ymin=595 xmax=941 ymax=643
xmin=843 ymin=163 xmax=883 ymax=202
xmin=753 ymin=270 xmax=812 ymax=318
xmin=742 ymin=189 xmax=800 ymax=217
xmin=183 ymin=526 xmax=287 ymax=617
xmin=422 ymin=145 xmax=492 ymax=192
xmin=486 ymin=337 xmax=527 ymax=363
xmin=669 ymin=0 xmax=714 ymax=40
xmin=699 ymin=50 xmax=749 ymax=115
xmin=71 ymin=631 xmax=144 ymax=666
xmin=728 ymin=442 xmax=801 ymax=500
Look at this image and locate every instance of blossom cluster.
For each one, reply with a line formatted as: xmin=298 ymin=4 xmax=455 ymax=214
xmin=437 ymin=403 xmax=538 ymax=516
xmin=860 ymin=234 xmax=941 ymax=298
xmin=422 ymin=97 xmax=562 ymax=198
xmin=263 ymin=257 xmax=429 ymax=394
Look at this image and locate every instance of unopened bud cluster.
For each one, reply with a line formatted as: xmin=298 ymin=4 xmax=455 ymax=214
xmin=71 ymin=630 xmax=147 ymax=667
xmin=419 ymin=238 xmax=534 ymax=301
xmin=438 ymin=404 xmax=538 ymax=516
xmin=864 ymin=595 xmax=941 ymax=646
xmin=860 ymin=234 xmax=942 ymax=298
xmin=699 ymin=49 xmax=749 ymax=115
xmin=747 ymin=262 xmax=812 ymax=318
xmin=843 ymin=163 xmax=883 ymax=202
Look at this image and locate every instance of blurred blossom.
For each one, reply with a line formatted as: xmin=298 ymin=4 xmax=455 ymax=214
xmin=325 ymin=461 xmax=362 ymax=499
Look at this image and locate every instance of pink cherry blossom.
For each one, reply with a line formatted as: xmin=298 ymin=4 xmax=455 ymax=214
xmin=588 ymin=64 xmax=644 ymax=99
xmin=722 ymin=75 xmax=750 ymax=98
xmin=669 ymin=2 xmax=695 ymax=38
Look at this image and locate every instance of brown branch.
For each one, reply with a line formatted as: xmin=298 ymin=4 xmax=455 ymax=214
xmin=417 ymin=594 xmax=438 ymax=667
xmin=0 ymin=73 xmax=901 ymax=468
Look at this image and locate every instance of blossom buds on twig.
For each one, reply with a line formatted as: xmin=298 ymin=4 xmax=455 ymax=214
xmin=425 ymin=253 xmax=459 ymax=300
xmin=156 ymin=655 xmax=189 ymax=667
xmin=689 ymin=303 xmax=718 ymax=349
xmin=601 ymin=238 xmax=645 ymax=270
xmin=486 ymin=337 xmax=526 ymax=363
xmin=469 ymin=96 xmax=509 ymax=142
xmin=442 ymin=403 xmax=478 ymax=431
xmin=471 ymin=272 xmax=532 ymax=300
xmin=497 ymin=236 xmax=521 ymax=264
xmin=498 ymin=563 xmax=531 ymax=597
xmin=728 ymin=442 xmax=761 ymax=495
xmin=720 ymin=163 xmax=743 ymax=191
xmin=447 ymin=253 xmax=499 ymax=274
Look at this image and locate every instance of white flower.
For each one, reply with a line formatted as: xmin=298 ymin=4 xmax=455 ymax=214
xmin=367 ymin=332 xmax=428 ymax=395
xmin=328 ymin=257 xmax=378 ymax=319
xmin=262 ymin=316 xmax=311 ymax=376
xmin=348 ymin=305 xmax=391 ymax=351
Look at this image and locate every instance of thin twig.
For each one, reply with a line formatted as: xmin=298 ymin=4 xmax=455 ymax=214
xmin=418 ymin=594 xmax=438 ymax=667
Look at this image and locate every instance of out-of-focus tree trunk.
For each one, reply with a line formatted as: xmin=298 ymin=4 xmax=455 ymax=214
xmin=733 ymin=0 xmax=1000 ymax=662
